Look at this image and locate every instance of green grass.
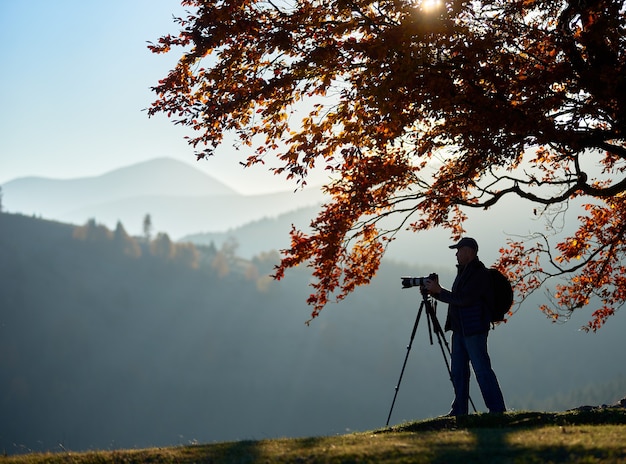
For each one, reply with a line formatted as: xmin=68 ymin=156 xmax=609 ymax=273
xmin=3 ymin=409 xmax=626 ymax=463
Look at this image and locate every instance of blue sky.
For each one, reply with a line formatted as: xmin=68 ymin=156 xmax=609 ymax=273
xmin=0 ymin=1 xmax=325 ymax=194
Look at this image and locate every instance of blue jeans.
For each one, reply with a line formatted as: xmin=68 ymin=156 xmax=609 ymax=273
xmin=449 ymin=331 xmax=506 ymax=415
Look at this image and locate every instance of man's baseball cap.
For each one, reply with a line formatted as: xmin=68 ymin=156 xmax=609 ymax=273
xmin=449 ymin=237 xmax=479 ymax=251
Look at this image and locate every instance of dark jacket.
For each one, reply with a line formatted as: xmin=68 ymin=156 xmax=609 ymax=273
xmin=435 ymin=257 xmax=493 ymax=336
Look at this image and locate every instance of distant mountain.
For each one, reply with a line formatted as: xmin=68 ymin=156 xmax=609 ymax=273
xmin=2 ymin=158 xmax=236 ymax=214
xmin=180 ymin=193 xmax=562 ymax=267
xmin=1 ymin=156 xmax=588 ymax=262
xmin=1 ymin=158 xmax=326 ymax=239
xmin=182 ymin=203 xmax=502 ymax=264
xmin=182 ymin=205 xmax=321 ymax=258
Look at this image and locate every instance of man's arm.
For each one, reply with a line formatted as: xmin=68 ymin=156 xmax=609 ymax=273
xmin=426 ymin=268 xmax=487 ymax=307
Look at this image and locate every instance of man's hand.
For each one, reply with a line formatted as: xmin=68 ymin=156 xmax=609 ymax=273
xmin=424 ymin=278 xmax=442 ymax=295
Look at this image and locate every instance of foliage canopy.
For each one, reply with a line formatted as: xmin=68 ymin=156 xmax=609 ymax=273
xmin=149 ymin=0 xmax=626 ymax=329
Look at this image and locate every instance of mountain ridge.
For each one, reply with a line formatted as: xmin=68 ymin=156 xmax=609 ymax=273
xmin=3 ymin=157 xmax=237 ymax=205
xmin=1 ymin=157 xmax=326 ymax=238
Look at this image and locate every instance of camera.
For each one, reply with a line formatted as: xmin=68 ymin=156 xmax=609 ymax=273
xmin=401 ymin=273 xmax=438 ymax=289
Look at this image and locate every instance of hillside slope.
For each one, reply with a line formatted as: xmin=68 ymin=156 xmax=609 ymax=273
xmin=4 ymin=410 xmax=626 ymax=462
xmin=1 ymin=212 xmax=625 ymax=456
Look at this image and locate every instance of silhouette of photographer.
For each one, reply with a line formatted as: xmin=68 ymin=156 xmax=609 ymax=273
xmin=424 ymin=237 xmax=506 ymax=416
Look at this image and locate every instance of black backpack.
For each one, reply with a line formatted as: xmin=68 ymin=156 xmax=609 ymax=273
xmin=488 ymin=268 xmax=514 ymax=323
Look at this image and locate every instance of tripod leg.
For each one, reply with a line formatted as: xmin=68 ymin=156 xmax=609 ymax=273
xmin=385 ymin=301 xmax=424 ymax=426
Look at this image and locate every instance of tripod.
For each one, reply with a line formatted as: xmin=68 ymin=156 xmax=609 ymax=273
xmin=385 ymin=286 xmax=476 ymax=426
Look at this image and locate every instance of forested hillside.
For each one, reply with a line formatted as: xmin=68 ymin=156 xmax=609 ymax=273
xmin=1 ymin=212 xmax=625 ymax=455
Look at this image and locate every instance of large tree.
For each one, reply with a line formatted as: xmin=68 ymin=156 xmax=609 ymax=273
xmin=148 ymin=0 xmax=625 ymax=329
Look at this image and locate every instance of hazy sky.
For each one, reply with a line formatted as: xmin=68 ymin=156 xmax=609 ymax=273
xmin=0 ymin=1 xmax=328 ymax=194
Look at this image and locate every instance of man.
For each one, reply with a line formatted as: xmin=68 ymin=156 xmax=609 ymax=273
xmin=424 ymin=237 xmax=506 ymax=416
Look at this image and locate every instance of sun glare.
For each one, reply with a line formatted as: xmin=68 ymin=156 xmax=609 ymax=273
xmin=420 ymin=0 xmax=443 ymax=12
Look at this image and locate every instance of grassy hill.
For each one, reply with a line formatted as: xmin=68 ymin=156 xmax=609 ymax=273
xmin=3 ymin=409 xmax=626 ymax=463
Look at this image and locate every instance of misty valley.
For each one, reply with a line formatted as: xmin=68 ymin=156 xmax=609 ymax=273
xmin=1 ymin=211 xmax=625 ymax=455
